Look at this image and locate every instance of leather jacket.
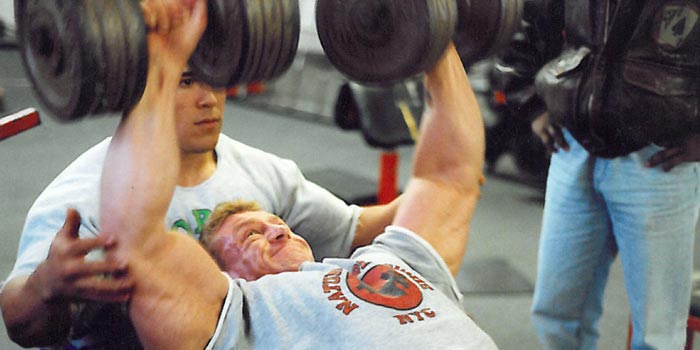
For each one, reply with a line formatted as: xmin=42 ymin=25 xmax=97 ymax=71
xmin=535 ymin=0 xmax=700 ymax=157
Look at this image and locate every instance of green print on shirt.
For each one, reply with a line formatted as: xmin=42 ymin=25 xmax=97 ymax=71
xmin=171 ymin=209 xmax=212 ymax=236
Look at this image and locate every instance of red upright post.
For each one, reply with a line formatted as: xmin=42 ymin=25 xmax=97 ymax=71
xmin=377 ymin=150 xmax=399 ymax=204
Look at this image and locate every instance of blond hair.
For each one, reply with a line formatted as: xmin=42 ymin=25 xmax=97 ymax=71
xmin=200 ymin=199 xmax=263 ymax=255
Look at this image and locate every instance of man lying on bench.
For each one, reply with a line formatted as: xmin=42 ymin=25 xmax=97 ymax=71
xmin=95 ymin=0 xmax=496 ymax=348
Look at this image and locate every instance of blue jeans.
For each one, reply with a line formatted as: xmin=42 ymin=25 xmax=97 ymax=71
xmin=532 ymin=130 xmax=700 ymax=350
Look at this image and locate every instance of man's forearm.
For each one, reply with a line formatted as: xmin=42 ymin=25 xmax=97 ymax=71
xmin=100 ymin=1 xmax=206 ymax=252
xmin=0 ymin=275 xmax=70 ymax=347
xmin=392 ymin=44 xmax=485 ymax=274
xmin=100 ymin=64 xmax=182 ymax=251
xmin=419 ymin=46 xmax=484 ymax=186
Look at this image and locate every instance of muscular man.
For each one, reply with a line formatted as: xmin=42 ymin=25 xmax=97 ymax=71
xmin=0 ymin=2 xmax=397 ymax=349
xmin=80 ymin=1 xmax=493 ymax=348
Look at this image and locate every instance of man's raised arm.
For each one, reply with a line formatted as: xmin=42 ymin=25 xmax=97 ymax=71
xmin=98 ymin=3 xmax=228 ymax=349
xmin=100 ymin=0 xmax=206 ymax=249
xmin=0 ymin=1 xmax=209 ymax=346
xmin=393 ymin=44 xmax=485 ymax=275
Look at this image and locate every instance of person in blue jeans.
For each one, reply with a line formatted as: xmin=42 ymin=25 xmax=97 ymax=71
xmin=526 ymin=0 xmax=700 ymax=348
xmin=532 ymin=124 xmax=700 ymax=349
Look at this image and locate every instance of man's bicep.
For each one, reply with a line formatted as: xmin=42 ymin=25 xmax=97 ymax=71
xmin=392 ymin=178 xmax=478 ymax=274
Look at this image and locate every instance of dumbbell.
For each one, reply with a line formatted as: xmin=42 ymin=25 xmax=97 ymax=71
xmin=191 ymin=0 xmax=300 ymax=87
xmin=315 ymin=0 xmax=523 ymax=84
xmin=14 ymin=0 xmax=300 ymax=122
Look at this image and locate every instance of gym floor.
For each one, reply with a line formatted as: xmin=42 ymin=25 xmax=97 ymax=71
xmin=3 ymin=43 xmax=660 ymax=350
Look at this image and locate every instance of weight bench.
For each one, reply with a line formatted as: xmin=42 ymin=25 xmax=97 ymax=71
xmin=311 ymin=78 xmax=424 ymax=205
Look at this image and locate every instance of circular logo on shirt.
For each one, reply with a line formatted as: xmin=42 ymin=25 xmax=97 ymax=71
xmin=653 ymin=1 xmax=699 ymax=49
xmin=347 ymin=265 xmax=423 ymax=310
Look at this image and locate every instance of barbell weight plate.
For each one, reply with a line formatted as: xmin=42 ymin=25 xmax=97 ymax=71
xmin=16 ymin=0 xmax=95 ymax=120
xmin=190 ymin=0 xmax=246 ymax=87
xmin=316 ymin=0 xmax=457 ymax=84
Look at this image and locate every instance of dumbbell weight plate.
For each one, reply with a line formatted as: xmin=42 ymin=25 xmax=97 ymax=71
xmin=78 ymin=0 xmax=107 ymax=116
xmin=190 ymin=0 xmax=246 ymax=87
xmin=236 ymin=0 xmax=262 ymax=84
xmin=16 ymin=0 xmax=96 ymax=120
xmin=230 ymin=0 xmax=300 ymax=85
xmin=418 ymin=0 xmax=460 ymax=74
xmin=117 ymin=0 xmax=148 ymax=114
xmin=262 ymin=0 xmax=300 ymax=82
xmin=256 ymin=0 xmax=282 ymax=80
xmin=269 ymin=0 xmax=300 ymax=80
xmin=316 ymin=0 xmax=457 ymax=85
xmin=454 ymin=0 xmax=523 ymax=65
xmin=18 ymin=0 xmax=299 ymax=119
xmin=93 ymin=0 xmax=128 ymax=113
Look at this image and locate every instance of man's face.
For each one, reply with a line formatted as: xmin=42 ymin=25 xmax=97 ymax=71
xmin=174 ymin=72 xmax=227 ymax=154
xmin=209 ymin=211 xmax=315 ymax=281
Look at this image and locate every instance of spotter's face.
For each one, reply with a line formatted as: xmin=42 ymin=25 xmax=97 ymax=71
xmin=174 ymin=71 xmax=226 ymax=154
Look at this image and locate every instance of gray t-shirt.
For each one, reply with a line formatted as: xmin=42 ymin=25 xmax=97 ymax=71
xmin=4 ymin=134 xmax=361 ymax=350
xmin=208 ymin=226 xmax=499 ymax=350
